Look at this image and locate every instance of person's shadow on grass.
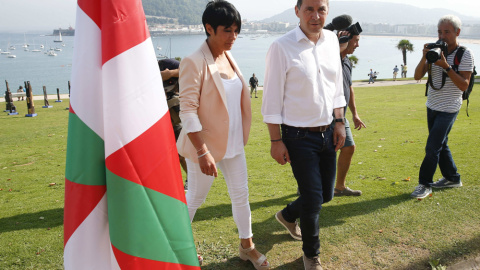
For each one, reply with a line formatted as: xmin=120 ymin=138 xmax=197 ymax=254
xmin=195 ymin=193 xmax=411 ymax=269
xmin=0 ymin=208 xmax=63 ymax=234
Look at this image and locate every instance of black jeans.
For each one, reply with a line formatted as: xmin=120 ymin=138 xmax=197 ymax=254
xmin=280 ymin=124 xmax=336 ymax=257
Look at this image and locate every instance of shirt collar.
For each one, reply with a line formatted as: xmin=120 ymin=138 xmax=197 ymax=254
xmin=295 ymin=25 xmax=325 ymax=44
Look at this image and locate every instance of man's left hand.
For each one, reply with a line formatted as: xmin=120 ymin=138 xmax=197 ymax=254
xmin=333 ymin=123 xmax=346 ymax=152
xmin=353 ymin=115 xmax=366 ymax=130
xmin=436 ymin=52 xmax=449 ymax=69
xmin=338 ymin=30 xmax=349 ymax=52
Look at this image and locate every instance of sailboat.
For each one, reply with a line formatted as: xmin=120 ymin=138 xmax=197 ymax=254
xmin=54 ymin=31 xmax=63 ymax=43
xmin=30 ymin=39 xmax=42 ymax=52
xmin=2 ymin=43 xmax=12 ymax=54
xmin=22 ymin=33 xmax=28 ymax=48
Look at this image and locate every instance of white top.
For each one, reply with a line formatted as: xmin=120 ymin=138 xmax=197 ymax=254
xmin=221 ymin=73 xmax=244 ymax=159
xmin=427 ymin=46 xmax=474 ymax=113
xmin=262 ymin=26 xmax=346 ymax=127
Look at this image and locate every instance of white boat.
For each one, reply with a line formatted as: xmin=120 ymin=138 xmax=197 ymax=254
xmin=7 ymin=55 xmax=16 ymax=58
xmin=54 ymin=31 xmax=63 ymax=43
xmin=9 ymin=45 xmax=15 ymax=50
xmin=22 ymin=33 xmax=28 ymax=48
xmin=54 ymin=48 xmax=62 ymax=51
xmin=47 ymin=51 xmax=57 ymax=56
xmin=31 ymin=49 xmax=42 ymax=52
xmin=40 ymin=44 xmax=45 ymax=49
xmin=1 ymin=51 xmax=11 ymax=55
xmin=62 ymin=43 xmax=65 ymax=47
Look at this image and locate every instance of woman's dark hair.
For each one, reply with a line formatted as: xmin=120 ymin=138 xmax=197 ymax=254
xmin=202 ymin=0 xmax=241 ymax=37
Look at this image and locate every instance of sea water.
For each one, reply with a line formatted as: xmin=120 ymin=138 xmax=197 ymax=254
xmin=1 ymin=32 xmax=480 ymax=95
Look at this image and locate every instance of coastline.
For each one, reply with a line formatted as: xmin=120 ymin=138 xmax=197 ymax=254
xmin=0 ymin=94 xmax=70 ymax=103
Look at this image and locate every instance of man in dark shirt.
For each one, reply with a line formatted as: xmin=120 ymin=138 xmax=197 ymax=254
xmin=334 ymin=30 xmax=366 ymax=197
xmin=249 ymin=73 xmax=259 ymax=98
xmin=158 ymin=58 xmax=188 ymax=190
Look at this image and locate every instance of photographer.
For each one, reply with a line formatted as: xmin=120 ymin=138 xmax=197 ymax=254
xmin=411 ymin=15 xmax=474 ymax=199
xmin=158 ymin=58 xmax=189 ymax=190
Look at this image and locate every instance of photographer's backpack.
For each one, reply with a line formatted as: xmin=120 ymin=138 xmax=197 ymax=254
xmin=426 ymin=46 xmax=477 ymax=116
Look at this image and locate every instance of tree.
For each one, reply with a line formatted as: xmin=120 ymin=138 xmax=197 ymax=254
xmin=348 ymin=55 xmax=358 ymax=68
xmin=397 ymin=39 xmax=414 ymax=66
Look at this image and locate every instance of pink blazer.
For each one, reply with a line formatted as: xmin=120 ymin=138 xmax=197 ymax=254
xmin=176 ymin=41 xmax=252 ymax=162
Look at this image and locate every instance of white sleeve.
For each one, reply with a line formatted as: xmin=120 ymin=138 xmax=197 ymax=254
xmin=261 ymin=41 xmax=287 ymax=124
xmin=332 ymin=36 xmax=347 ymax=109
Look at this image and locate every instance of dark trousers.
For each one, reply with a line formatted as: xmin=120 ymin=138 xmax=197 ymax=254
xmin=280 ymin=125 xmax=336 ymax=258
xmin=419 ymin=108 xmax=460 ymax=186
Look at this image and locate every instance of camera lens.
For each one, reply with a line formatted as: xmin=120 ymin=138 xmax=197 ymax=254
xmin=426 ymin=48 xmax=442 ymax=63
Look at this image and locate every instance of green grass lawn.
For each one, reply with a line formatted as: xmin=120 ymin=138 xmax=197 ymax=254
xmin=1 ymin=84 xmax=479 ymax=269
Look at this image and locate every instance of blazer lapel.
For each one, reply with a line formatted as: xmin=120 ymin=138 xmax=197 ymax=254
xmin=200 ymin=41 xmax=228 ymax=109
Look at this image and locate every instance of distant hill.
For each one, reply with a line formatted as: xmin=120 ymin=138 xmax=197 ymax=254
xmin=142 ymin=0 xmax=208 ymax=25
xmin=263 ymin=1 xmax=480 ymax=25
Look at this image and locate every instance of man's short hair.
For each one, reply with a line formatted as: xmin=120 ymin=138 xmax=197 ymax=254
xmin=202 ymin=0 xmax=241 ymax=37
xmin=296 ymin=0 xmax=329 ymax=9
xmin=158 ymin=58 xmax=180 ymax=72
xmin=438 ymin=15 xmax=462 ymax=32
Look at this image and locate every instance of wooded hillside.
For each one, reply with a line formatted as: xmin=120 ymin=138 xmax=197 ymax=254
xmin=142 ymin=0 xmax=209 ymax=25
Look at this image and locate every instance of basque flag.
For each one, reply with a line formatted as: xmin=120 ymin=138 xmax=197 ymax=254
xmin=63 ymin=0 xmax=199 ymax=269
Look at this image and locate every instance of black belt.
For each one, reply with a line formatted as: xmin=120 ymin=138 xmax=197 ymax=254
xmin=283 ymin=124 xmax=329 ymax=133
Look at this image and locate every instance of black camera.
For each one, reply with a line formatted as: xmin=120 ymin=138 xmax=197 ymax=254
xmin=338 ymin=22 xmax=362 ymax=44
xmin=425 ymin=40 xmax=448 ymax=64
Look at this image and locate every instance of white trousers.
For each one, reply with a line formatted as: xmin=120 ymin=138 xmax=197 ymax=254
xmin=186 ymin=152 xmax=253 ymax=239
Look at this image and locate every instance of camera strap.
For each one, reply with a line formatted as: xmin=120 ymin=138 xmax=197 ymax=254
xmin=427 ymin=63 xmax=446 ymax=91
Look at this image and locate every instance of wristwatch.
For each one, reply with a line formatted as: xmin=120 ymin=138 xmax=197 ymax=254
xmin=334 ymin=118 xmax=346 ymax=124
xmin=445 ymin=66 xmax=452 ymax=72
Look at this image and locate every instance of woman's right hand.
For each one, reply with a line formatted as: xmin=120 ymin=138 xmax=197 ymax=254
xmin=199 ymin=152 xmax=218 ymax=177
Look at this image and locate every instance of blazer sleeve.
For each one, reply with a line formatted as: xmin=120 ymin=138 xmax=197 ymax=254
xmin=179 ymin=56 xmax=204 ymax=133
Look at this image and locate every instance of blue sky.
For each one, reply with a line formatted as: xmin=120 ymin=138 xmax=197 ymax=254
xmin=1 ymin=0 xmax=479 ymax=32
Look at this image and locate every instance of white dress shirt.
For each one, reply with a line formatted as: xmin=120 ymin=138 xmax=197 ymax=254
xmin=262 ymin=26 xmax=346 ymax=127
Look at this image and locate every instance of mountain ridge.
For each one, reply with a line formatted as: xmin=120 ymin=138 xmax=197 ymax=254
xmin=262 ymin=1 xmax=480 ymax=25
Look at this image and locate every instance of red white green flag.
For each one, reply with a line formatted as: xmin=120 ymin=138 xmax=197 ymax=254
xmin=63 ymin=0 xmax=199 ymax=269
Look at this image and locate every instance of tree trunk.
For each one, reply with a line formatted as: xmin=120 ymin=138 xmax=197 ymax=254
xmin=402 ymin=49 xmax=407 ymax=65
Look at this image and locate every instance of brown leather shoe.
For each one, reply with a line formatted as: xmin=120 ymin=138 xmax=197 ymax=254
xmin=275 ymin=211 xmax=301 ymax=240
xmin=303 ymin=254 xmax=323 ymax=270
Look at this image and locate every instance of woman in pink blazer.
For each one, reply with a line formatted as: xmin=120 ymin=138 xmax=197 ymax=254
xmin=177 ymin=1 xmax=269 ymax=269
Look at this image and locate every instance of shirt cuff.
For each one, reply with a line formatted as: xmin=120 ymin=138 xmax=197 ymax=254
xmin=181 ymin=113 xmax=203 ymax=133
xmin=333 ymin=96 xmax=347 ymax=109
xmin=263 ymin=114 xmax=283 ymax=124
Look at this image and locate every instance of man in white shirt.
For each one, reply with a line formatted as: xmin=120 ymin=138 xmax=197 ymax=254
xmin=261 ymin=0 xmax=346 ymax=269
